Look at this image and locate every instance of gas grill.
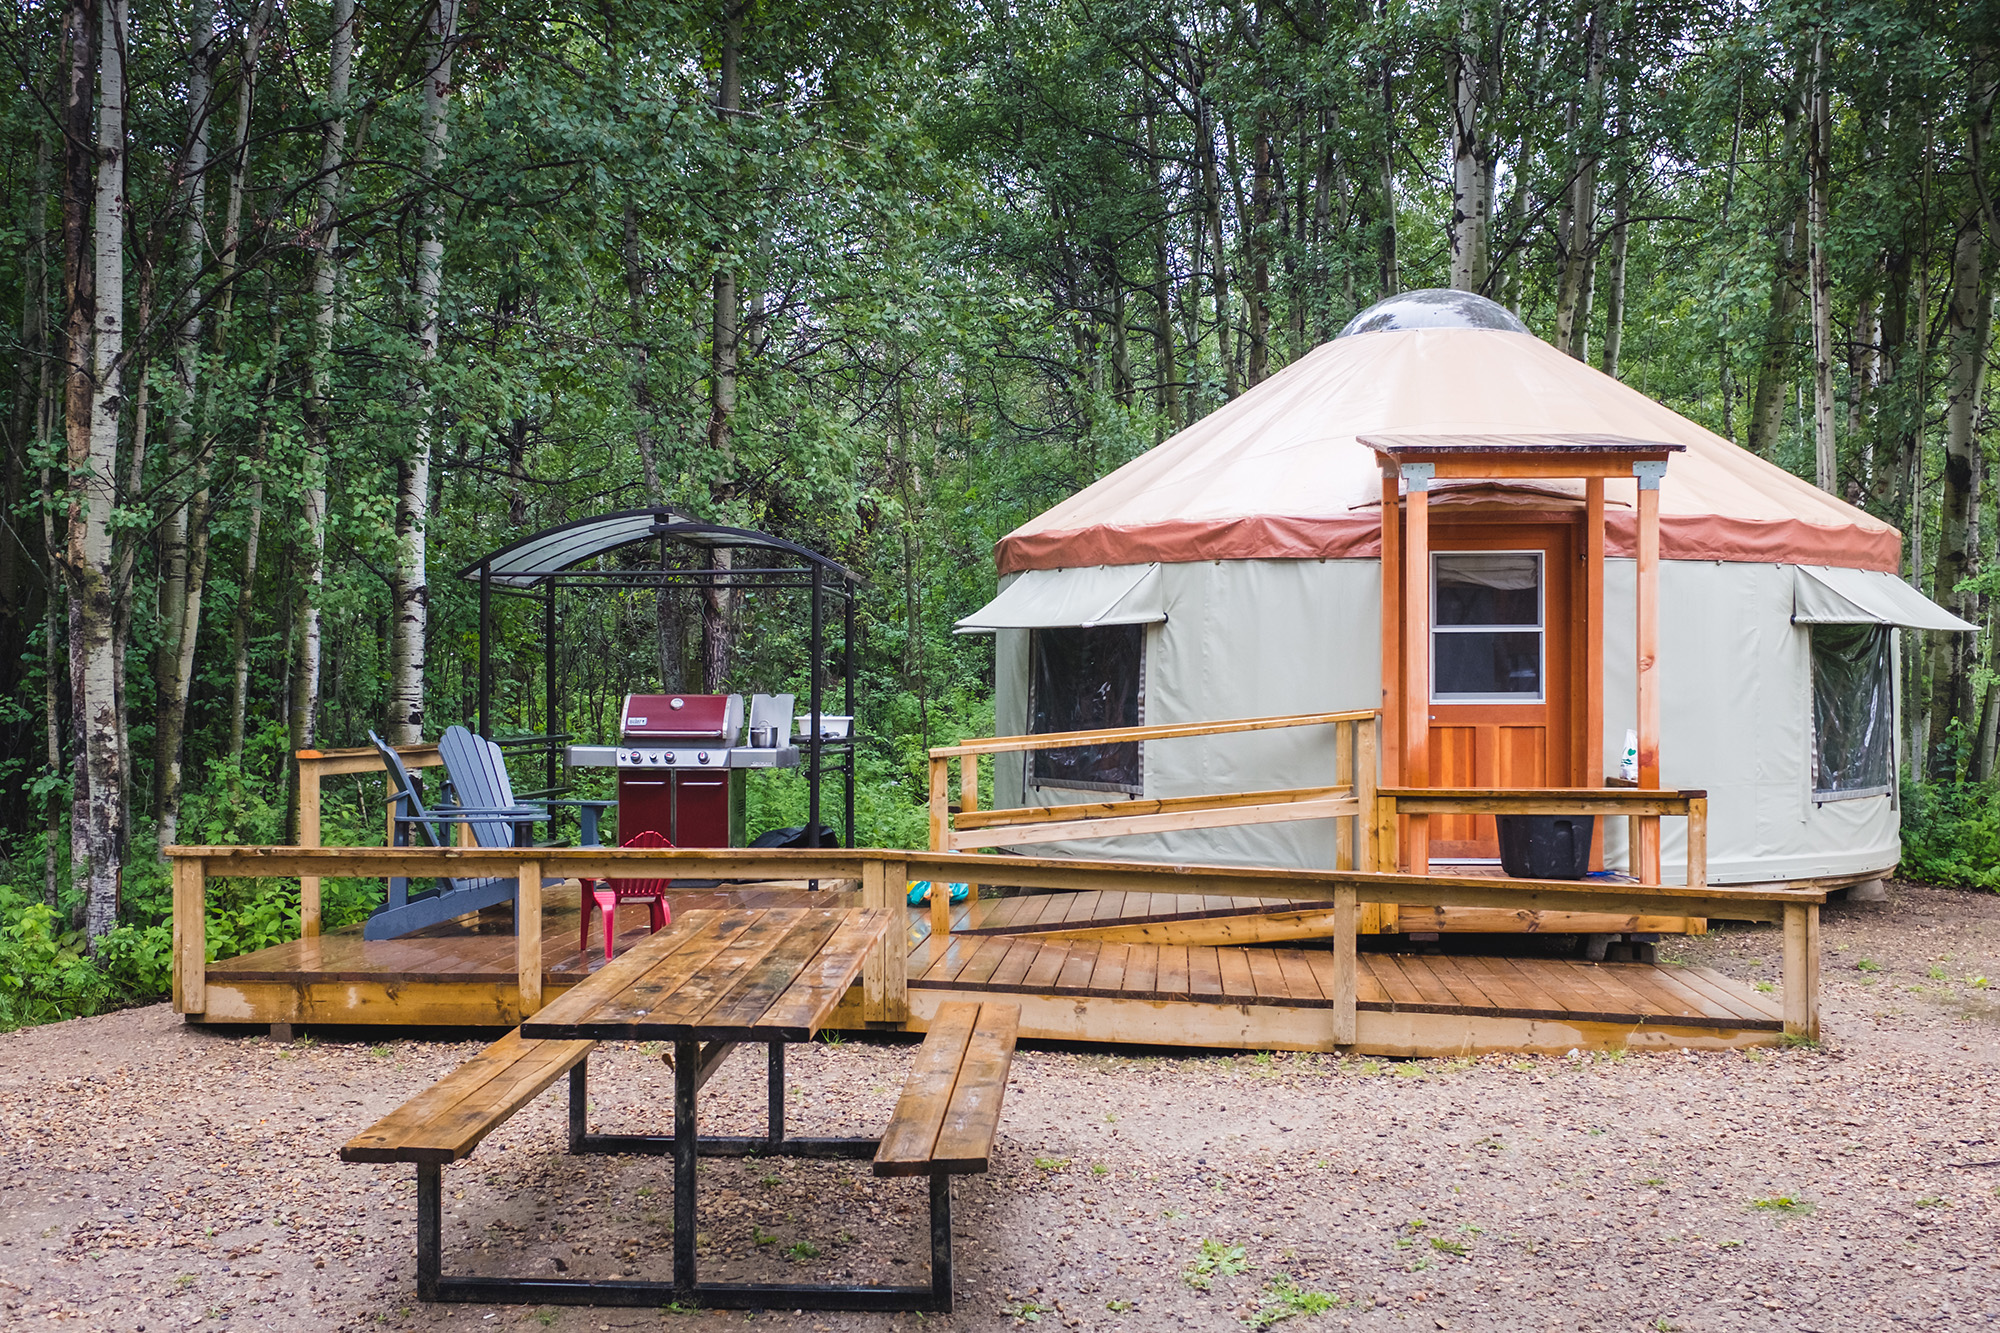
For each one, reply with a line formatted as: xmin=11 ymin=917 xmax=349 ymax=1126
xmin=568 ymin=692 xmax=799 ymax=848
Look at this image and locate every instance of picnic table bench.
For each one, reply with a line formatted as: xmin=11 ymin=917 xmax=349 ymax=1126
xmin=340 ymin=908 xmax=1019 ymax=1313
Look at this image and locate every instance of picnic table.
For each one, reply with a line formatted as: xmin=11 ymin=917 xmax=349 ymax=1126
xmin=516 ymin=905 xmax=909 ymax=1309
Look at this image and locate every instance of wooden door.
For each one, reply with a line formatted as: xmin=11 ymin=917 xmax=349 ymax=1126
xmin=1424 ymin=522 xmax=1575 ymax=860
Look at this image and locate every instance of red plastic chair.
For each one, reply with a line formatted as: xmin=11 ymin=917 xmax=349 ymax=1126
xmin=582 ymin=829 xmax=675 ymax=963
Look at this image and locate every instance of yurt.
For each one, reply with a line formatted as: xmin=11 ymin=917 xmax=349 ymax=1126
xmin=957 ymin=290 xmax=1971 ymax=891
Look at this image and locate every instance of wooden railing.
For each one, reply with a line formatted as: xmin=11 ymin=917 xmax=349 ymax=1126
xmin=164 ymin=844 xmax=1826 ymax=1041
xmin=292 ymin=742 xmax=443 ymax=939
xmin=924 ymin=711 xmax=1379 ymax=940
xmin=1374 ymin=787 xmax=1708 ymax=887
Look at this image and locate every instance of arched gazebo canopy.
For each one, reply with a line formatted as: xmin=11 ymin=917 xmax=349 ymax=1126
xmin=455 ymin=508 xmax=861 ymax=844
xmin=457 ymin=508 xmax=864 ymax=590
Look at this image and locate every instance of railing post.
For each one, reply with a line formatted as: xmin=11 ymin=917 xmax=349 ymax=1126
xmin=861 ymin=858 xmax=889 ymax=1021
xmin=928 ymin=755 xmax=949 ymax=852
xmin=517 ymin=859 xmax=544 ymax=1018
xmin=1354 ymin=718 xmax=1378 ymax=871
xmin=884 ymin=857 xmax=909 ymax=1022
xmin=1331 ymin=885 xmax=1357 ymax=1047
xmin=959 ymin=754 xmax=980 ymax=912
xmin=1686 ymin=796 xmax=1708 ymax=889
xmin=1333 ymin=720 xmax=1354 ymax=871
xmin=172 ymin=856 xmax=206 ymax=1016
xmin=1373 ymin=793 xmax=1399 ymax=875
xmin=1782 ymin=902 xmax=1820 ymax=1041
xmin=298 ymin=756 xmax=322 ymax=939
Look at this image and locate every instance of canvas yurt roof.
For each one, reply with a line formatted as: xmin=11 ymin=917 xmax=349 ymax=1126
xmin=997 ymin=293 xmax=1901 ymax=576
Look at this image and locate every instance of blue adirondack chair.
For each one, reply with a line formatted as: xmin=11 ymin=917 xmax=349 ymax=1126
xmin=363 ymin=731 xmax=554 ymax=940
xmin=435 ymin=726 xmax=614 ymax=849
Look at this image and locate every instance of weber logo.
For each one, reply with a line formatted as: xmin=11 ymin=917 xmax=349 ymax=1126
xmin=628 ymin=717 xmax=646 ymax=726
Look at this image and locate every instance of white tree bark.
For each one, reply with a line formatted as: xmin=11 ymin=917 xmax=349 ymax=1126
xmin=292 ymin=0 xmax=357 ymax=761
xmin=1807 ymin=32 xmax=1839 ymax=494
xmin=1447 ymin=7 xmax=1488 ymax=292
xmin=389 ymin=0 xmax=459 ymax=744
xmin=72 ymin=0 xmax=126 ymax=946
xmin=153 ymin=0 xmax=213 ymax=842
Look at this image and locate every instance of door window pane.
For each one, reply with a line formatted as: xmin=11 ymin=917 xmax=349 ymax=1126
xmin=1433 ymin=552 xmax=1543 ymax=701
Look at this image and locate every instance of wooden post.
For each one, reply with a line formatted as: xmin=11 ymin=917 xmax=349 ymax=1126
xmin=1635 ymin=463 xmax=1664 ymax=884
xmin=1378 ymin=466 xmax=1401 ymax=788
xmin=516 ymin=860 xmax=544 ymax=1018
xmin=1584 ymin=478 xmax=1606 ymax=790
xmin=883 ymin=858 xmax=909 ymax=1022
xmin=860 ymin=858 xmax=889 ymax=1021
xmin=1331 ymin=885 xmax=1357 ymax=1047
xmin=1401 ymin=464 xmax=1432 ymax=875
xmin=960 ymin=755 xmax=980 ymax=909
xmin=1373 ymin=793 xmax=1399 ymax=876
xmin=928 ymin=756 xmax=949 ymax=852
xmin=1354 ymin=716 xmax=1379 ymax=873
xmin=930 ymin=860 xmax=953 ymax=942
xmin=1782 ymin=901 xmax=1820 ymax=1041
xmin=171 ymin=856 xmax=206 ymax=1016
xmin=1333 ymin=720 xmax=1354 ymax=870
xmin=1685 ymin=796 xmax=1708 ymax=889
xmin=297 ymin=755 xmax=322 ymax=939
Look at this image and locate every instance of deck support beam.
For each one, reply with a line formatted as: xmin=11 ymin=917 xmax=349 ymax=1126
xmin=1782 ymin=902 xmax=1820 ymax=1041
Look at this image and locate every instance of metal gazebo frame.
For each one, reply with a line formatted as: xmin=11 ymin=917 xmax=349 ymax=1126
xmin=457 ymin=509 xmax=865 ymax=849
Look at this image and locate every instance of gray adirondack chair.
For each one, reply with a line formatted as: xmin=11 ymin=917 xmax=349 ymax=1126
xmin=435 ymin=726 xmax=614 ymax=849
xmin=363 ymin=731 xmax=551 ymax=940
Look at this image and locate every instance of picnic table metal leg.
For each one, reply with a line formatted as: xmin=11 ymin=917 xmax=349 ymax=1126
xmin=674 ymin=1038 xmax=699 ymax=1297
xmin=568 ymin=1062 xmax=587 ymax=1153
xmin=929 ymin=1173 xmax=953 ymax=1311
xmin=767 ymin=1042 xmax=784 ymax=1146
xmin=416 ymin=1161 xmax=442 ymax=1302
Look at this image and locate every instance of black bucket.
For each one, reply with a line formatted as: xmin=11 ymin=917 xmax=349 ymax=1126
xmin=1496 ymin=814 xmax=1595 ymax=879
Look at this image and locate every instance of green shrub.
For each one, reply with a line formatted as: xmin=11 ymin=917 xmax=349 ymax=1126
xmin=1900 ymin=776 xmax=2000 ymax=892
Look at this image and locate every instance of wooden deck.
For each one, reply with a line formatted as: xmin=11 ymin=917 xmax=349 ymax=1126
xmin=199 ymin=882 xmax=1782 ymax=1055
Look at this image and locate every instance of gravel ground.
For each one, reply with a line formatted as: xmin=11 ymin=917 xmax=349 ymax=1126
xmin=3 ymin=882 xmax=1997 ymax=1333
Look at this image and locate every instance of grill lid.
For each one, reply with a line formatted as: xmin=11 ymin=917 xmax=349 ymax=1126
xmin=621 ymin=693 xmax=741 ymax=741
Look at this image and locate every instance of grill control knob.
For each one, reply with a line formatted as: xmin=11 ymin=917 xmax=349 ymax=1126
xmin=697 ymin=750 xmax=710 ymax=764
xmin=662 ymin=751 xmax=675 ymax=765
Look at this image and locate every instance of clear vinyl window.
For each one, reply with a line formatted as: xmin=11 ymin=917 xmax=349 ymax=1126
xmin=1028 ymin=624 xmax=1144 ymax=794
xmin=1431 ymin=551 xmax=1544 ymax=702
xmin=1811 ymin=624 xmax=1893 ymax=799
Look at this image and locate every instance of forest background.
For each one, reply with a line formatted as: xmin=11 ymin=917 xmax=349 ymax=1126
xmin=0 ymin=0 xmax=1996 ymax=1026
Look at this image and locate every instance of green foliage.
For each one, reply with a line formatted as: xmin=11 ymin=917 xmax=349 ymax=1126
xmin=1899 ymin=776 xmax=2000 ymax=892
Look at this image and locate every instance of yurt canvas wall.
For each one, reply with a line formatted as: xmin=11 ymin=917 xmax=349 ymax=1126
xmin=979 ymin=555 xmax=1934 ymax=885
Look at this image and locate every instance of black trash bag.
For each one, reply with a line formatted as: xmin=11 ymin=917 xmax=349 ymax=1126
xmin=750 ymin=823 xmax=844 ymax=849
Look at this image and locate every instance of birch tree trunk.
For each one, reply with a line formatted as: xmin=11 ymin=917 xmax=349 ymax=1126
xmin=1599 ymin=165 xmax=1630 ymax=378
xmin=158 ymin=1 xmax=267 ymax=846
xmin=67 ymin=0 xmax=127 ymax=947
xmin=1555 ymin=0 xmax=1608 ymax=358
xmin=292 ymin=0 xmax=356 ymax=764
xmin=701 ymin=0 xmax=744 ymax=694
xmin=153 ymin=0 xmax=213 ymax=835
xmin=389 ymin=0 xmax=460 ymax=744
xmin=1749 ymin=66 xmax=1810 ymax=457
xmin=1806 ymin=32 xmax=1839 ymax=494
xmin=1926 ymin=59 xmax=1995 ymax=772
xmin=1447 ymin=6 xmax=1488 ymax=292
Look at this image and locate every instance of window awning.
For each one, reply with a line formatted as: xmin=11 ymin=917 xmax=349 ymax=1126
xmin=1792 ymin=566 xmax=1976 ymax=632
xmin=954 ymin=563 xmax=1166 ymax=634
